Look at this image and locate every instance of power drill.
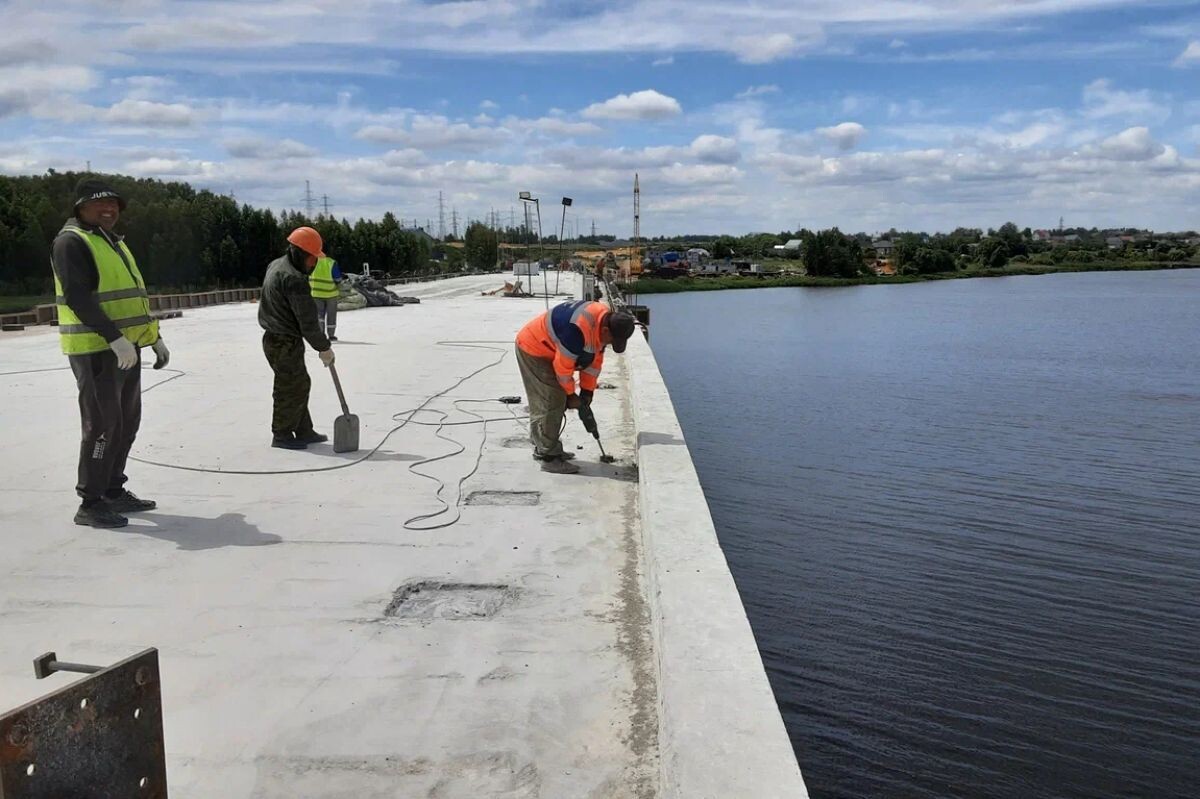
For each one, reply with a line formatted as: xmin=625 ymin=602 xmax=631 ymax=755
xmin=577 ymin=400 xmax=614 ymax=462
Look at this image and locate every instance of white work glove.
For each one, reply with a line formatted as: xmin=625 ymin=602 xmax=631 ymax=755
xmin=319 ymin=349 xmax=335 ymax=368
xmin=151 ymin=338 xmax=170 ymax=370
xmin=108 ymin=337 xmax=138 ymax=370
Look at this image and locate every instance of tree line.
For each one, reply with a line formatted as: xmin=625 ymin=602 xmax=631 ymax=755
xmin=0 ymin=170 xmax=443 ymax=295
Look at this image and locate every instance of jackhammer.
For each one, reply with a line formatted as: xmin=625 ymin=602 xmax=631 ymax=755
xmin=578 ymin=401 xmax=616 ymax=463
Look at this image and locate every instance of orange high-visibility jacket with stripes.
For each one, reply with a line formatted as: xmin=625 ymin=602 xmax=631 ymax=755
xmin=516 ymin=300 xmax=610 ymax=395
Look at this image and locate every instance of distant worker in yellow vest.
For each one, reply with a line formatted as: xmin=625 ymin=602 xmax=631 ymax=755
xmin=51 ymin=177 xmax=170 ymax=529
xmin=309 ymin=254 xmax=342 ymax=341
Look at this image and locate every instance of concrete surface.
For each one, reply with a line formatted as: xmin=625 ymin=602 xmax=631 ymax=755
xmin=0 ymin=271 xmax=806 ymax=798
xmin=0 ymin=273 xmax=655 ymax=798
xmin=624 ymin=332 xmax=810 ymax=799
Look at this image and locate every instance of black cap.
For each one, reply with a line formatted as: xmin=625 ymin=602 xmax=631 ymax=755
xmin=73 ymin=177 xmax=126 ymax=211
xmin=607 ymin=311 xmax=636 ymax=353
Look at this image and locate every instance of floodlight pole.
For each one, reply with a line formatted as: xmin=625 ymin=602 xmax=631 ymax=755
xmin=519 ymin=192 xmax=548 ymax=310
xmin=557 ymin=197 xmax=572 ymax=295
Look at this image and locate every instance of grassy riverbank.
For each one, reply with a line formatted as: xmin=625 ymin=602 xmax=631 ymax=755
xmin=620 ymin=261 xmax=1200 ymax=295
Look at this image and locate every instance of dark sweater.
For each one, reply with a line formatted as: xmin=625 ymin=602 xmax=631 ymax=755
xmin=258 ymin=253 xmax=331 ymax=351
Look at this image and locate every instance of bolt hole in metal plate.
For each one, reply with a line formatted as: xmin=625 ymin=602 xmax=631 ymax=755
xmin=384 ymin=581 xmax=513 ymax=620
xmin=464 ymin=490 xmax=541 ymax=506
xmin=0 ymin=649 xmax=167 ymax=798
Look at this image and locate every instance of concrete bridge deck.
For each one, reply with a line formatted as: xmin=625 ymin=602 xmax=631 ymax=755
xmin=0 ymin=273 xmax=805 ymax=798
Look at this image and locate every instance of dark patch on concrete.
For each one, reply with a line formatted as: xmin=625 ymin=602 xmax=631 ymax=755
xmin=384 ymin=581 xmax=514 ymax=620
xmin=465 ymin=490 xmax=541 ymax=506
xmin=636 ymin=431 xmax=685 ymax=447
xmin=501 ymin=436 xmax=529 ymax=449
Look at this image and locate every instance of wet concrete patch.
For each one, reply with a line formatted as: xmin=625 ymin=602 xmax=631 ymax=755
xmin=500 ymin=436 xmax=528 ymax=449
xmin=465 ymin=490 xmax=541 ymax=506
xmin=384 ymin=581 xmax=514 ymax=620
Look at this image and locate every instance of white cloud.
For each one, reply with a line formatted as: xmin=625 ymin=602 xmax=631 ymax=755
xmin=736 ymin=85 xmax=780 ymax=99
xmin=690 ymin=134 xmax=740 ymax=164
xmin=733 ymin=33 xmax=797 ymax=64
xmin=225 ymin=137 xmax=316 ymax=159
xmin=1091 ymin=127 xmax=1166 ymax=161
xmin=818 ymin=122 xmax=866 ymax=150
xmin=521 ymin=117 xmax=604 ymax=137
xmin=582 ymin=90 xmax=681 ymax=121
xmin=480 ymin=99 xmax=499 ymax=110
xmin=1082 ymin=79 xmax=1169 ymax=123
xmin=356 ymin=115 xmax=507 ymax=150
xmin=652 ymin=56 xmax=674 ymax=67
xmin=1175 ymin=41 xmax=1200 ymax=67
xmin=104 ymin=99 xmax=198 ymax=127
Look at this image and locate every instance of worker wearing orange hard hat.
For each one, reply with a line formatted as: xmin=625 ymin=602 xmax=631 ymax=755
xmin=258 ymin=226 xmax=335 ymax=450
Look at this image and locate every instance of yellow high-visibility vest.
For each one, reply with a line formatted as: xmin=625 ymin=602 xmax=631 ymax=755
xmin=309 ymin=256 xmax=339 ymax=299
xmin=53 ymin=225 xmax=158 ymax=356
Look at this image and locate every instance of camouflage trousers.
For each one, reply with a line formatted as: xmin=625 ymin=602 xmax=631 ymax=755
xmin=262 ymin=332 xmax=315 ymax=438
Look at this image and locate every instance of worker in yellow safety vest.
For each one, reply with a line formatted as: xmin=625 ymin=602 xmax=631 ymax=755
xmin=309 ymin=254 xmax=342 ymax=341
xmin=50 ymin=177 xmax=170 ymax=529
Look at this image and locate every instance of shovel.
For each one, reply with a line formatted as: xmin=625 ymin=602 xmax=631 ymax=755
xmin=329 ymin=363 xmax=360 ymax=453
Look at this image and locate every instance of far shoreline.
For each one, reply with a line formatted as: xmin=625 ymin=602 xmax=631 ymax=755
xmin=620 ymin=261 xmax=1200 ymax=296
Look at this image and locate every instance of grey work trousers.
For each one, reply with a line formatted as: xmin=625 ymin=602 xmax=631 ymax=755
xmin=314 ymin=297 xmax=338 ymax=337
xmin=69 ymin=349 xmax=142 ymax=502
xmin=515 ymin=345 xmax=566 ymax=458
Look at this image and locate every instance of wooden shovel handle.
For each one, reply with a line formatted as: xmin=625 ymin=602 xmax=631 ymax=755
xmin=329 ymin=363 xmax=351 ymax=417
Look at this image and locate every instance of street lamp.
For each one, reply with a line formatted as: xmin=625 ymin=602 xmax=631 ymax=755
xmin=556 ymin=197 xmax=573 ymax=294
xmin=518 ymin=191 xmax=548 ymax=309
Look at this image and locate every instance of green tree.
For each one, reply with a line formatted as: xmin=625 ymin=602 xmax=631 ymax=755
xmin=464 ymin=222 xmax=499 ymax=269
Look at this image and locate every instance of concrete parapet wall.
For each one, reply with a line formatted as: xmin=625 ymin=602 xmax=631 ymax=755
xmin=625 ymin=331 xmax=809 ymax=799
xmin=1 ymin=289 xmax=262 ymax=329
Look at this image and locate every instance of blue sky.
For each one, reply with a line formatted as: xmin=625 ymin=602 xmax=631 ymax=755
xmin=2 ymin=0 xmax=1199 ymax=235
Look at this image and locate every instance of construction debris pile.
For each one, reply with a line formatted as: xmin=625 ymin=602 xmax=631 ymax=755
xmin=338 ymin=273 xmax=421 ymax=311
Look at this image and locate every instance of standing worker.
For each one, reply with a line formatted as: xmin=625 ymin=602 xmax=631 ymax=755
xmin=51 ymin=177 xmax=170 ymax=529
xmin=259 ymin=226 xmax=335 ymax=450
xmin=515 ymin=300 xmax=635 ymax=473
xmin=309 ymin=253 xmax=342 ymax=341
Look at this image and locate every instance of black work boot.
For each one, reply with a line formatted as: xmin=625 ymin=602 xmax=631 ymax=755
xmin=74 ymin=501 xmax=128 ymax=529
xmin=105 ymin=489 xmax=157 ymax=513
xmin=295 ymin=430 xmax=329 ymax=445
xmin=532 ymin=451 xmax=575 ymax=461
xmin=272 ymin=434 xmax=308 ymax=450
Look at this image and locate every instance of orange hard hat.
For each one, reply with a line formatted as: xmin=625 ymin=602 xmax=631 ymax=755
xmin=287 ymin=226 xmax=325 ymax=258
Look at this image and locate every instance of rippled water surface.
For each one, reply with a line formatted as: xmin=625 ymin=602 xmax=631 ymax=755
xmin=642 ymin=271 xmax=1200 ymax=799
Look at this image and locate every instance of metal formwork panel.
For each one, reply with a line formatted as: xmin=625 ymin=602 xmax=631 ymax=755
xmin=0 ymin=649 xmax=167 ymax=799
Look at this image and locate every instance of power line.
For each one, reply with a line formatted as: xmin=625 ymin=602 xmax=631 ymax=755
xmin=302 ymin=180 xmax=315 ymax=217
xmin=322 ymin=194 xmax=332 ymax=216
xmin=438 ymin=191 xmax=446 ymax=240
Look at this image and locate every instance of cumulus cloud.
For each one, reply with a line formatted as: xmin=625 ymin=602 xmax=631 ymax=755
xmin=818 ymin=122 xmax=867 ymax=150
xmin=1175 ymin=41 xmax=1200 ymax=67
xmin=652 ymin=56 xmax=674 ymax=67
xmin=582 ymin=90 xmax=681 ymax=120
xmin=480 ymin=99 xmax=499 ymax=110
xmin=690 ymin=134 xmax=740 ymax=164
xmin=0 ymin=89 xmax=34 ymax=119
xmin=0 ymin=39 xmax=55 ymax=67
xmin=1091 ymin=127 xmax=1166 ymax=161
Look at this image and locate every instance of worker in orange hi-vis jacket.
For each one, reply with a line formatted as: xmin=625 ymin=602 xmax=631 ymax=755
xmin=515 ymin=301 xmax=636 ymax=474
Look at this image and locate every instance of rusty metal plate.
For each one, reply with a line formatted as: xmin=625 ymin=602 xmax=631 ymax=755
xmin=0 ymin=649 xmax=167 ymax=798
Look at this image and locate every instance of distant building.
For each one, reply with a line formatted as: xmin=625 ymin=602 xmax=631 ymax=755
xmin=773 ymin=239 xmax=803 ymax=254
xmin=1106 ymin=237 xmax=1125 ymax=250
xmin=872 ymin=240 xmax=896 ymax=258
xmin=402 ymin=226 xmax=436 ymax=245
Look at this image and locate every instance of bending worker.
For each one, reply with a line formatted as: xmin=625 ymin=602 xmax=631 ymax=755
xmin=259 ymin=226 xmax=335 ymax=450
xmin=309 ymin=253 xmax=342 ymax=341
xmin=51 ymin=177 xmax=170 ymax=529
xmin=515 ymin=300 xmax=636 ymax=474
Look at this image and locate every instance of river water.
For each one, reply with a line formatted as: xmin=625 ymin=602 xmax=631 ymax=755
xmin=641 ymin=270 xmax=1200 ymax=799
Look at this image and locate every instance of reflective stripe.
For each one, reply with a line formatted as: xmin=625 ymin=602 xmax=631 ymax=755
xmin=55 ymin=287 xmax=147 ymax=304
xmin=543 ymin=314 xmax=578 ymax=360
xmin=556 ymin=374 xmax=573 ymax=385
xmin=583 ymin=367 xmax=601 ymax=377
xmin=58 ymin=314 xmax=153 ymax=335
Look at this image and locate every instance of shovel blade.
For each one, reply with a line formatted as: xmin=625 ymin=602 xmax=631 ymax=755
xmin=333 ymin=413 xmax=360 ymax=453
